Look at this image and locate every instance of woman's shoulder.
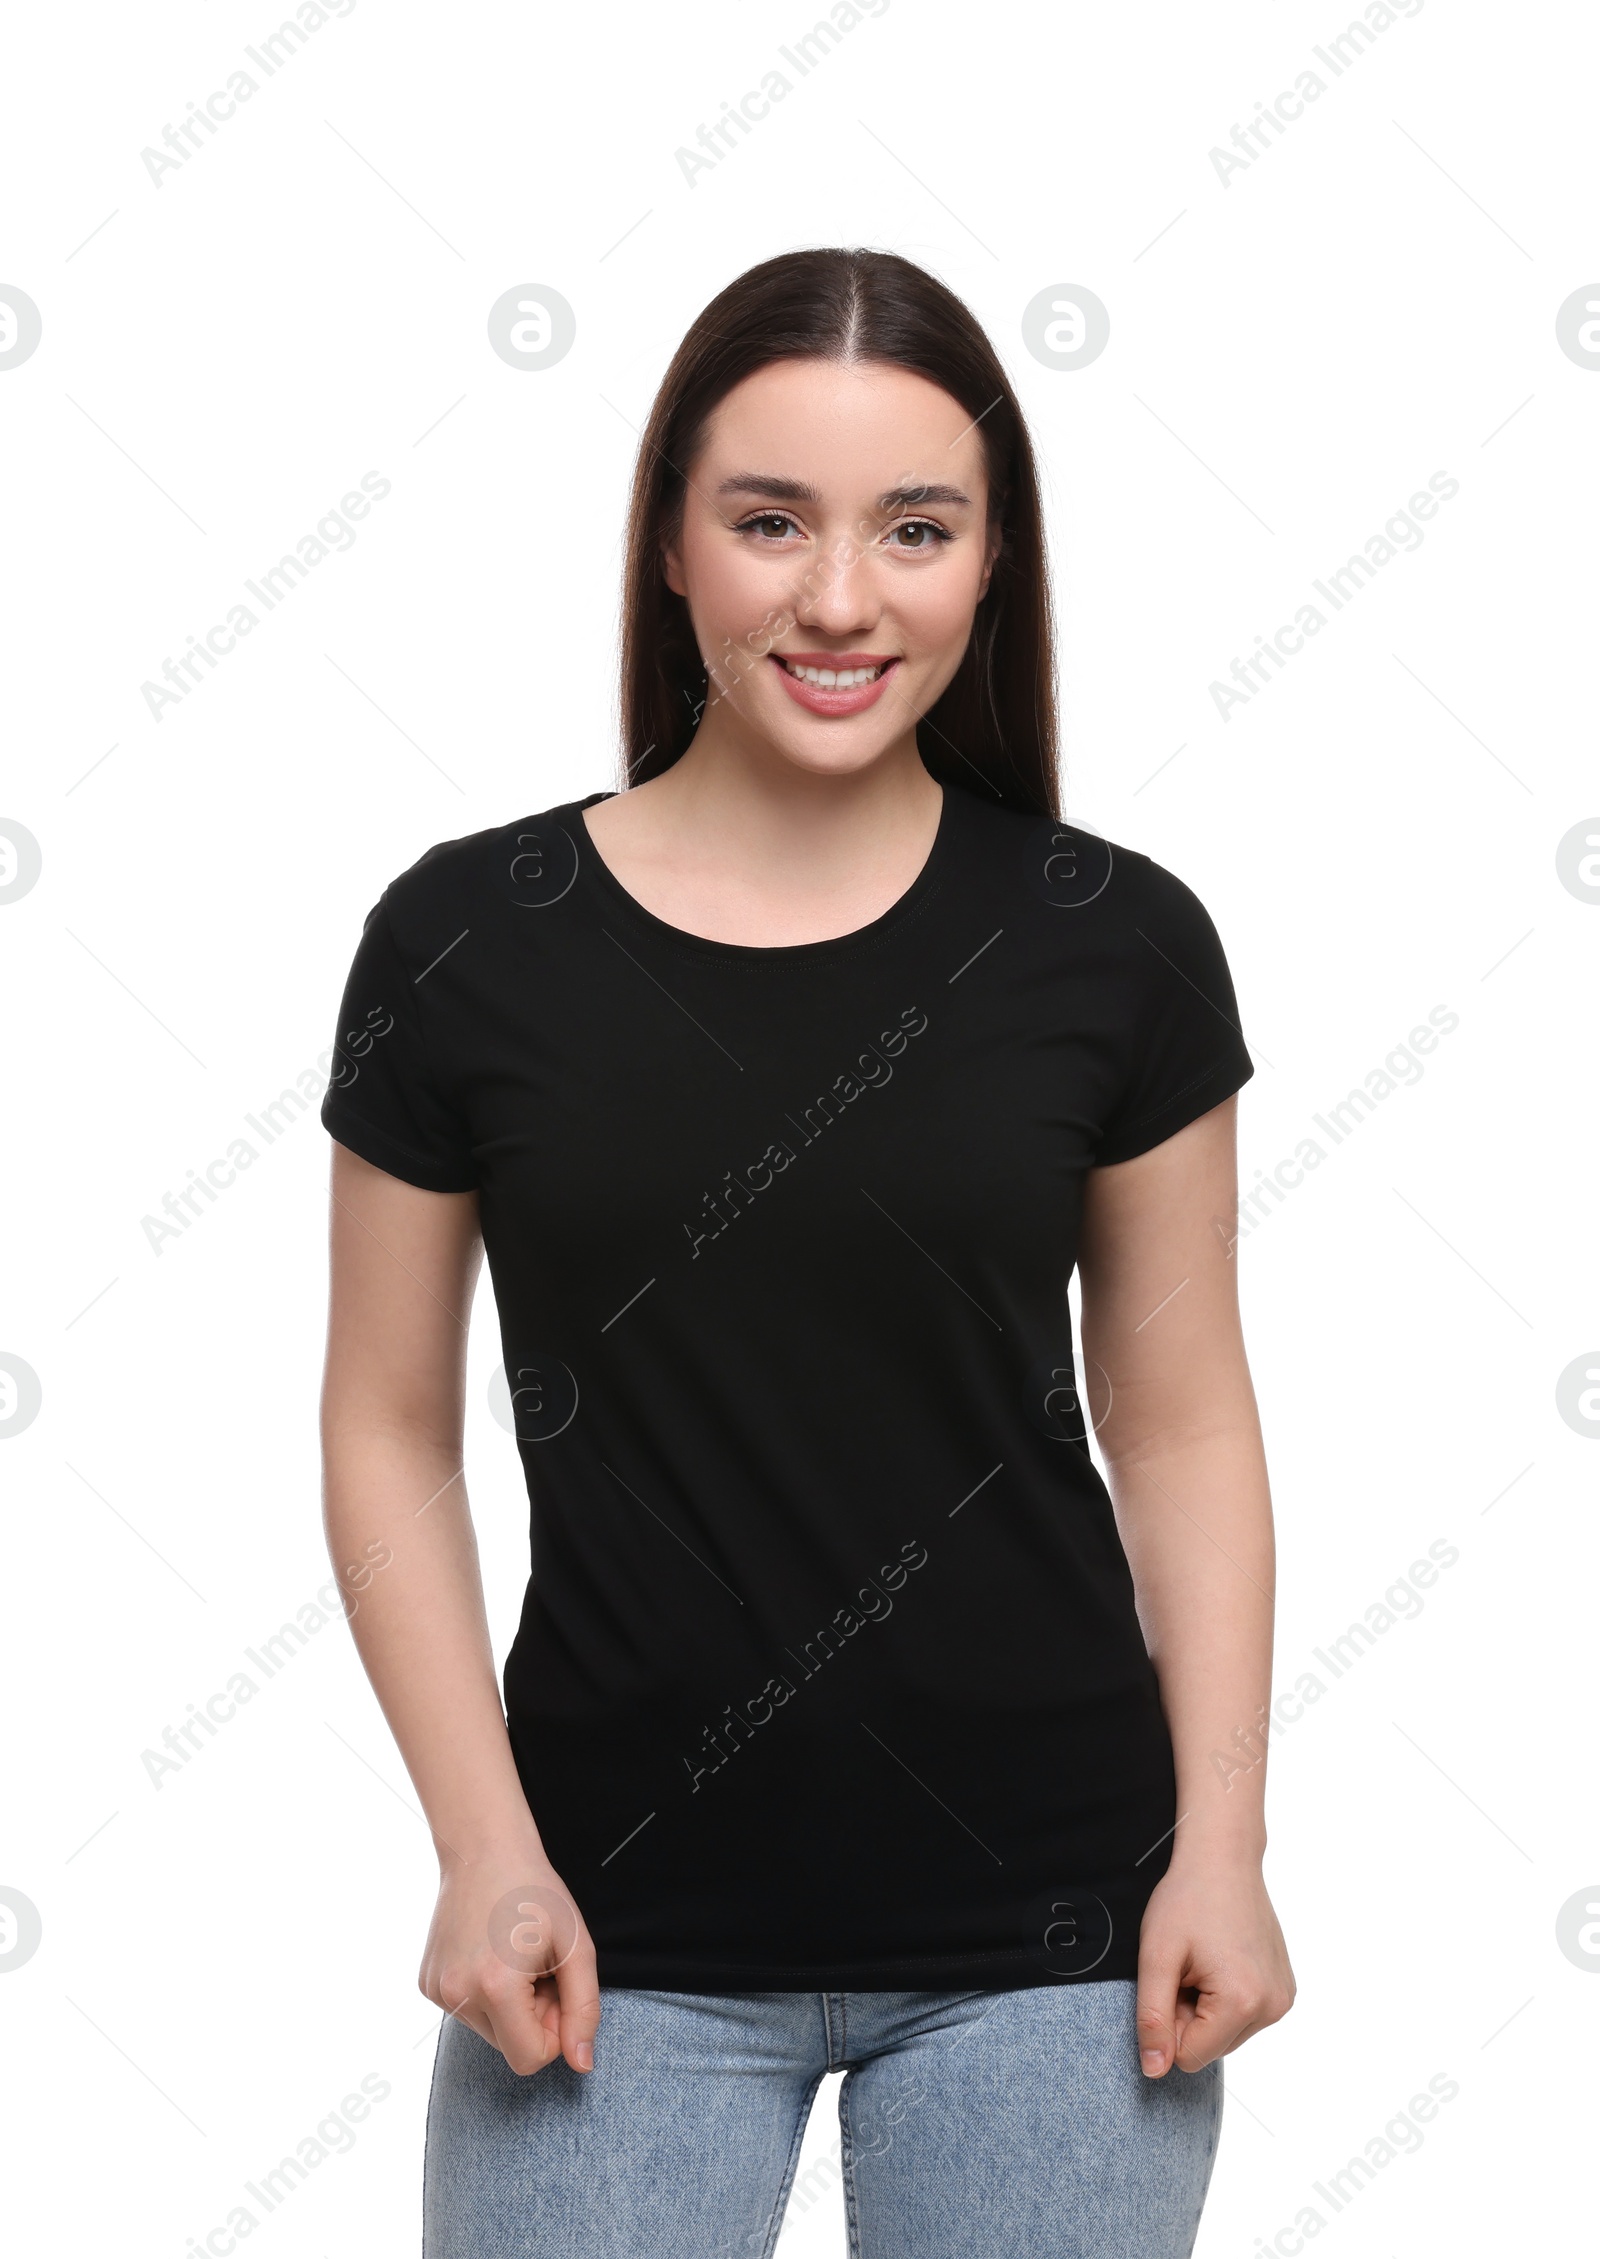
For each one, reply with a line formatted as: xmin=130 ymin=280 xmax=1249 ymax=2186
xmin=956 ymin=786 xmax=1231 ymax=943
xmin=375 ymin=793 xmax=601 ymax=930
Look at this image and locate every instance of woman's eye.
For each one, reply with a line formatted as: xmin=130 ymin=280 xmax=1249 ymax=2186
xmin=739 ymin=513 xmax=797 ymax=540
xmin=887 ymin=519 xmax=950 ymax=549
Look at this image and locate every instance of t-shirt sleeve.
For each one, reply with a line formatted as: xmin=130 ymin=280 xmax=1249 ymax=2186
xmin=1094 ymin=859 xmax=1255 ymax=1166
xmin=319 ymin=889 xmax=479 ymax=1192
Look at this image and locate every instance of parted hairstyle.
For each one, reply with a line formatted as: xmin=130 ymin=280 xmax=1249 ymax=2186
xmin=619 ymin=246 xmax=1060 ymax=819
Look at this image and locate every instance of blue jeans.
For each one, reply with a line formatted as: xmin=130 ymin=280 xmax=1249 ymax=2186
xmin=422 ymin=1979 xmax=1223 ymax=2256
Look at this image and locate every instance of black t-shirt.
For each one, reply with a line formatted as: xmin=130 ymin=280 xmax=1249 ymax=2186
xmin=320 ymin=778 xmax=1254 ymax=1993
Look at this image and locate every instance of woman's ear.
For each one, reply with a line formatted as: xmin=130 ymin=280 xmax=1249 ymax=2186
xmin=661 ymin=532 xmax=686 ymax=599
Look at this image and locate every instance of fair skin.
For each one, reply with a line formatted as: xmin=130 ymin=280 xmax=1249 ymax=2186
xmin=321 ymin=355 xmax=1293 ymax=2087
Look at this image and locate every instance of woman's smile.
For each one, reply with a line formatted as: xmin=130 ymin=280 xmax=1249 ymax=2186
xmin=768 ymin=650 xmax=901 ymax=715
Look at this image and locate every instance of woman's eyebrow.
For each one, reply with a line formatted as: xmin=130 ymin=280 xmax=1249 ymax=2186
xmin=880 ymin=483 xmax=972 ymax=512
xmin=715 ymin=473 xmax=821 ymax=503
xmin=715 ymin=473 xmax=973 ymax=510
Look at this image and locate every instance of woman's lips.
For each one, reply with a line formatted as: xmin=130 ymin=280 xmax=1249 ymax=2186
xmin=769 ymin=652 xmax=901 ymax=716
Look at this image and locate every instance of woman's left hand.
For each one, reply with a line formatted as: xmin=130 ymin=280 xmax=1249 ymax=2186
xmin=1134 ymin=1850 xmax=1296 ymax=2076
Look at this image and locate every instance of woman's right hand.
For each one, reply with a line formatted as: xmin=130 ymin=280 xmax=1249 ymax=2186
xmin=419 ymin=1840 xmax=601 ymax=2077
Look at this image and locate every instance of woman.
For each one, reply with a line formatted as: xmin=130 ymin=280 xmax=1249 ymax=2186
xmin=319 ymin=246 xmax=1294 ymax=2258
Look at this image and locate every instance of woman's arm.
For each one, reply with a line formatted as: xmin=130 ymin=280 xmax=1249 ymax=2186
xmin=320 ymin=1141 xmax=599 ymax=2076
xmin=1077 ymin=1095 xmax=1295 ymax=2077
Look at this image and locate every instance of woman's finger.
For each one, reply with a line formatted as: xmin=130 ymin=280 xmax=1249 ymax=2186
xmin=1134 ymin=1944 xmax=1184 ymax=2076
xmin=556 ymin=1948 xmax=603 ymax=2073
xmin=480 ymin=1974 xmax=565 ymax=2078
xmin=1175 ymin=1986 xmax=1262 ymax=2070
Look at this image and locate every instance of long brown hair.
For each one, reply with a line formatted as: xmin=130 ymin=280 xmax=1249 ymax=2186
xmin=619 ymin=247 xmax=1060 ymax=819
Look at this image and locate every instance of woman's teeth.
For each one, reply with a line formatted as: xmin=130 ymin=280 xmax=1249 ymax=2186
xmin=777 ymin=658 xmax=889 ymax=687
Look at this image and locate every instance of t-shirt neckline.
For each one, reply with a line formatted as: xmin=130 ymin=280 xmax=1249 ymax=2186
xmin=569 ymin=780 xmax=959 ymax=964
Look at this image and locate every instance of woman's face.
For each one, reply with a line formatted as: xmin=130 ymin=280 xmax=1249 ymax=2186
xmin=662 ymin=357 xmax=1000 ymax=779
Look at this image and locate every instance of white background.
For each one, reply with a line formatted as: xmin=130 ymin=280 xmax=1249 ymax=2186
xmin=2 ymin=1 xmax=1595 ymax=2252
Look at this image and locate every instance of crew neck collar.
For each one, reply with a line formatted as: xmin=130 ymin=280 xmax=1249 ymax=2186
xmin=568 ymin=782 xmax=961 ymax=964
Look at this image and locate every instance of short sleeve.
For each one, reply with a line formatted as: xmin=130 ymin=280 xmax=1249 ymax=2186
xmin=1094 ymin=860 xmax=1255 ymax=1166
xmin=319 ymin=890 xmax=479 ymax=1192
